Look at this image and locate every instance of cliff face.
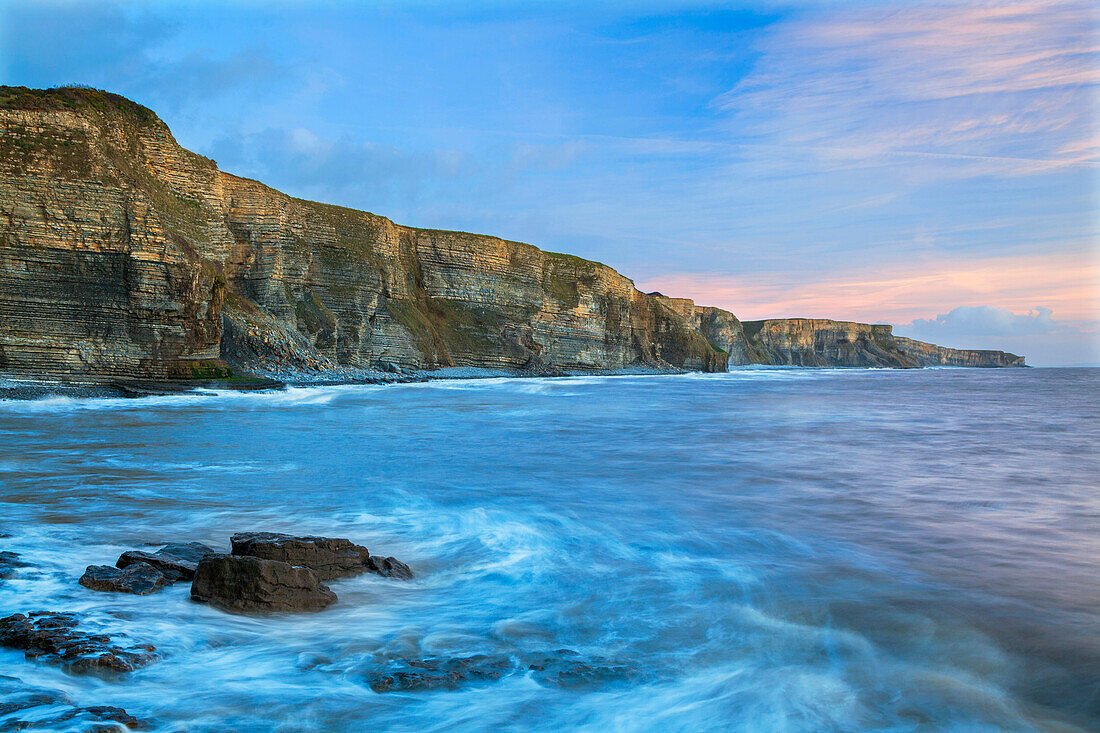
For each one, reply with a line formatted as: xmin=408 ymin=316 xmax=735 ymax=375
xmin=893 ymin=336 xmax=1025 ymax=368
xmin=0 ymin=87 xmax=1024 ymax=381
xmin=735 ymin=319 xmax=1024 ymax=368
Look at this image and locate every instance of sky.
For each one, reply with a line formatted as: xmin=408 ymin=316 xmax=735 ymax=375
xmin=1 ymin=0 xmax=1097 ymax=365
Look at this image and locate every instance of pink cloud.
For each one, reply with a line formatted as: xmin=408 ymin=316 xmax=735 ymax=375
xmin=635 ymin=250 xmax=1099 ymax=325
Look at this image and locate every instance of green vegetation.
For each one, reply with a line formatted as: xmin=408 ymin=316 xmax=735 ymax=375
xmin=0 ymin=122 xmax=93 ymax=178
xmin=167 ymin=360 xmax=233 ymax=380
xmin=295 ymin=292 xmax=338 ymax=335
xmin=385 ymin=295 xmax=510 ymax=365
xmin=0 ymin=86 xmax=159 ymax=126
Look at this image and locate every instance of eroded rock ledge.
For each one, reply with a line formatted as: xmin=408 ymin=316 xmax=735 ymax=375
xmin=0 ymin=86 xmax=1024 ymax=381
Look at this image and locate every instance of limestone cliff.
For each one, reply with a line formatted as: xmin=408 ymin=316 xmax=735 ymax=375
xmin=736 ymin=319 xmax=1024 ymax=368
xmin=0 ymin=87 xmax=1024 ymax=381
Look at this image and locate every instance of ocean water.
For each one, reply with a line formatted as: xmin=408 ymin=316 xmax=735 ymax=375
xmin=0 ymin=368 xmax=1097 ymax=732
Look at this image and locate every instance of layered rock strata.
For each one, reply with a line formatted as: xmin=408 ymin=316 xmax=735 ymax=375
xmin=735 ymin=319 xmax=1025 ymax=368
xmin=0 ymin=87 xmax=1024 ymax=379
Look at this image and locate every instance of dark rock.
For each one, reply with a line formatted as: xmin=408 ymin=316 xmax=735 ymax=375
xmin=79 ymin=563 xmax=169 ymax=595
xmin=230 ymin=532 xmax=365 ymax=580
xmin=362 ymin=654 xmax=516 ymax=693
xmin=116 ymin=551 xmax=196 ymax=582
xmin=190 ymin=554 xmax=337 ymax=613
xmin=0 ymin=551 xmax=28 ymax=580
xmin=358 ymin=649 xmax=639 ymax=693
xmin=230 ymin=532 xmax=412 ymax=581
xmin=156 ymin=542 xmax=218 ymax=564
xmin=526 ymin=649 xmax=640 ymax=689
xmin=365 ymin=555 xmax=413 ymax=580
xmin=0 ymin=612 xmax=157 ymax=674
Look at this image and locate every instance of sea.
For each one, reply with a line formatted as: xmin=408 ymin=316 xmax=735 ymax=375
xmin=0 ymin=367 xmax=1097 ymax=732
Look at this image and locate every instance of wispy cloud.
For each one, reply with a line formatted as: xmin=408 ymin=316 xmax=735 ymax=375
xmin=715 ymin=1 xmax=1099 ymax=174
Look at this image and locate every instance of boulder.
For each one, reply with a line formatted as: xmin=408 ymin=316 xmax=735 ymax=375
xmin=366 ymin=555 xmax=413 ymax=580
xmin=79 ymin=563 xmax=169 ymax=595
xmin=0 ymin=612 xmax=157 ymax=674
xmin=116 ymin=551 xmax=196 ymax=582
xmin=190 ymin=554 xmax=337 ymax=613
xmin=156 ymin=542 xmax=218 ymax=564
xmin=230 ymin=532 xmax=412 ymax=580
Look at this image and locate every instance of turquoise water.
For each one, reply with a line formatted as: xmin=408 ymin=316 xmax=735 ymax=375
xmin=1 ymin=368 xmax=1097 ymax=731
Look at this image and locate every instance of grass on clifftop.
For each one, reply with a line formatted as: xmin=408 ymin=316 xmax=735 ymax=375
xmin=0 ymin=86 xmax=159 ymax=126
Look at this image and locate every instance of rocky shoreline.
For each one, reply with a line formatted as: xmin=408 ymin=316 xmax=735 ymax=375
xmin=0 ymin=529 xmax=645 ymax=729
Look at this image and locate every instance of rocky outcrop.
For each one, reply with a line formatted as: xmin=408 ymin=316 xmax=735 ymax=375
xmin=230 ymin=531 xmax=411 ymax=581
xmin=0 ymin=612 xmax=157 ymax=674
xmin=190 ymin=554 xmax=338 ymax=613
xmin=358 ymin=649 xmax=639 ymax=693
xmin=734 ymin=319 xmax=1024 ymax=368
xmin=0 ymin=675 xmax=149 ymax=732
xmin=0 ymin=87 xmax=1024 ymax=378
xmin=79 ymin=563 xmax=170 ymax=595
xmin=115 ymin=550 xmax=197 ymax=582
xmin=0 ymin=551 xmax=28 ymax=580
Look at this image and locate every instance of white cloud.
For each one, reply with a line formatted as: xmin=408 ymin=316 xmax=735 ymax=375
xmin=905 ymin=305 xmax=1058 ymax=336
xmin=715 ymin=1 xmax=1100 ymax=174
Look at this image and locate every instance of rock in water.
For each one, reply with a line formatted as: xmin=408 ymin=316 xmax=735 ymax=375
xmin=230 ymin=532 xmax=412 ymax=580
xmin=156 ymin=542 xmax=218 ymax=564
xmin=116 ymin=551 xmax=197 ymax=582
xmin=362 ymin=655 xmax=516 ymax=693
xmin=366 ymin=555 xmax=414 ymax=580
xmin=0 ymin=551 xmax=29 ymax=580
xmin=190 ymin=554 xmax=337 ymax=613
xmin=0 ymin=612 xmax=157 ymax=674
xmin=0 ymin=675 xmax=150 ymax=731
xmin=79 ymin=563 xmax=169 ymax=595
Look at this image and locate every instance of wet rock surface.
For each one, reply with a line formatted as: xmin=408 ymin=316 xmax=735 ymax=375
xmin=0 ymin=675 xmax=147 ymax=732
xmin=0 ymin=552 xmax=28 ymax=581
xmin=154 ymin=542 xmax=218 ymax=564
xmin=230 ymin=532 xmax=411 ymax=580
xmin=362 ymin=654 xmax=516 ymax=693
xmin=0 ymin=612 xmax=157 ymax=674
xmin=115 ymin=551 xmax=196 ymax=582
xmin=365 ymin=555 xmax=413 ymax=580
xmin=359 ymin=650 xmax=639 ymax=693
xmin=191 ymin=554 xmax=337 ymax=613
xmin=79 ymin=563 xmax=169 ymax=595
xmin=525 ymin=650 xmax=641 ymax=689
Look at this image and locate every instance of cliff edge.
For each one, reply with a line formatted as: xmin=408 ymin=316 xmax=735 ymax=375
xmin=0 ymin=87 xmax=1024 ymax=382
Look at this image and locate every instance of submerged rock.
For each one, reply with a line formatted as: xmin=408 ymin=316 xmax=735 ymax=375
xmin=526 ymin=649 xmax=640 ymax=689
xmin=0 ymin=675 xmax=148 ymax=731
xmin=230 ymin=532 xmax=411 ymax=580
xmin=359 ymin=649 xmax=639 ymax=693
xmin=116 ymin=550 xmax=196 ymax=582
xmin=80 ymin=563 xmax=169 ymax=595
xmin=190 ymin=554 xmax=337 ymax=613
xmin=362 ymin=654 xmax=516 ymax=693
xmin=0 ymin=551 xmax=28 ymax=580
xmin=0 ymin=612 xmax=157 ymax=674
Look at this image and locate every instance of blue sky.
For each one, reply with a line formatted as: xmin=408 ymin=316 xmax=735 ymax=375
xmin=1 ymin=0 xmax=1097 ymax=365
